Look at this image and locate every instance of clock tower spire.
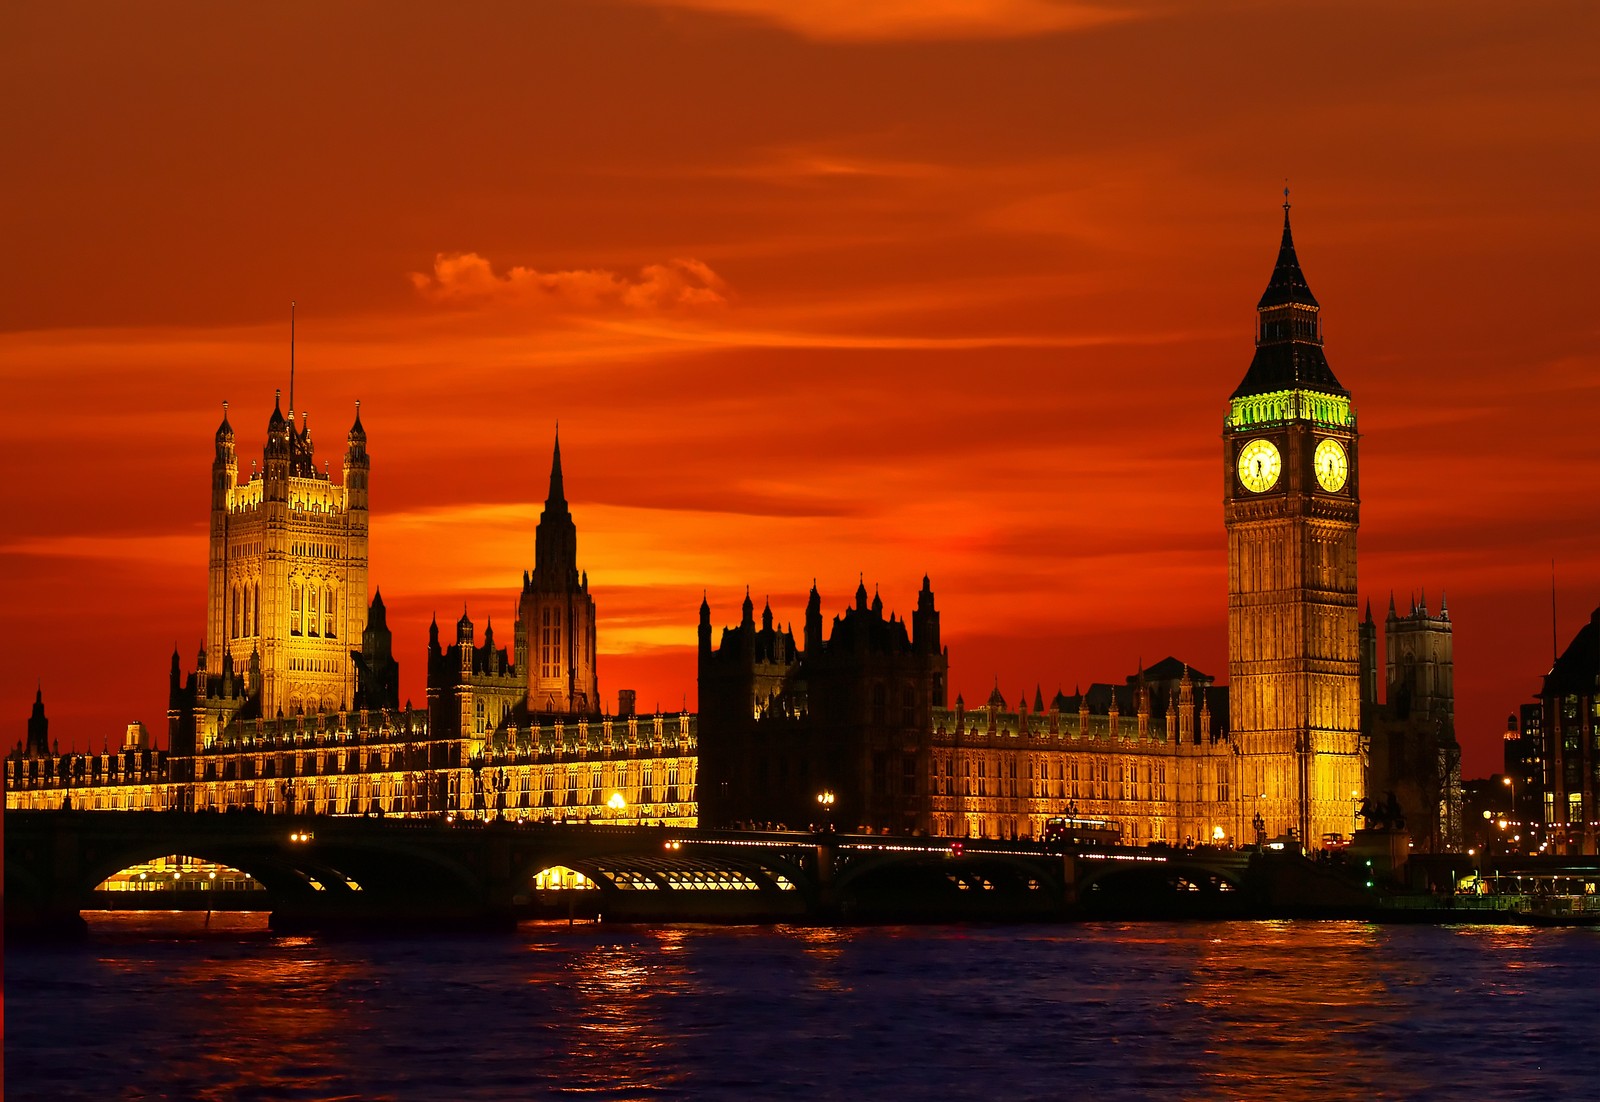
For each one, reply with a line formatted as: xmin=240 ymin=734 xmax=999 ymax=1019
xmin=1223 ymin=198 xmax=1362 ymax=850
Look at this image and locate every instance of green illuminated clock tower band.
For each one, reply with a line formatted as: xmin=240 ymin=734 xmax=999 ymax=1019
xmin=1223 ymin=201 xmax=1363 ymax=850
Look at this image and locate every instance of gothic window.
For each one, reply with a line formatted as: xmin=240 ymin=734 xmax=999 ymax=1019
xmin=251 ymin=583 xmax=259 ymax=636
xmin=901 ymin=685 xmax=915 ymax=728
xmin=231 ymin=587 xmax=241 ymax=638
xmin=872 ymin=684 xmax=886 ymax=725
xmin=290 ymin=586 xmax=302 ymax=636
xmin=324 ymin=586 xmax=336 ymax=639
xmin=306 ymin=585 xmax=320 ymax=637
xmin=540 ymin=607 xmax=559 ymax=680
xmin=641 ymin=762 xmax=653 ymax=803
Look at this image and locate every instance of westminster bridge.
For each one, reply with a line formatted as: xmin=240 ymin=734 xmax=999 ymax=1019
xmin=6 ymin=810 xmax=1287 ymax=936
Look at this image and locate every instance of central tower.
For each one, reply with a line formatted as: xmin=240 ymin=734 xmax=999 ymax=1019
xmin=1223 ymin=200 xmax=1362 ymax=847
xmin=517 ymin=432 xmax=598 ymax=714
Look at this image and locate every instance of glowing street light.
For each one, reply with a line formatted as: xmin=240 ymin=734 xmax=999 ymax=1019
xmin=815 ymin=790 xmax=836 ymax=833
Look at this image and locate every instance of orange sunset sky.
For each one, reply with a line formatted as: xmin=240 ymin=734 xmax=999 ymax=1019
xmin=3 ymin=1 xmax=1598 ymax=776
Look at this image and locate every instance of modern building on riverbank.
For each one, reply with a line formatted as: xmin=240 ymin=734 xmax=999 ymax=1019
xmin=1540 ymin=606 xmax=1600 ymax=855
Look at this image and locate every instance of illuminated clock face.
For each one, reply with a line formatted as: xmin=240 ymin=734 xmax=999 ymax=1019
xmin=1237 ymin=439 xmax=1281 ymax=493
xmin=1314 ymin=438 xmax=1349 ymax=492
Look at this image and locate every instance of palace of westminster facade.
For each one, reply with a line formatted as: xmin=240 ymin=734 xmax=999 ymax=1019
xmin=6 ymin=209 xmax=1466 ymax=851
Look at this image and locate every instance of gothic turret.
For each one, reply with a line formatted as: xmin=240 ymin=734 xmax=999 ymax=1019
xmin=344 ymin=401 xmax=369 ymax=511
xmin=356 ymin=588 xmax=399 ymax=711
xmin=25 ymin=687 xmax=49 ymax=758
xmin=804 ymin=581 xmax=823 ymax=654
xmin=293 ymin=412 xmax=315 ymax=477
xmin=913 ymin=574 xmax=940 ymax=657
xmin=212 ymin=401 xmax=238 ymax=500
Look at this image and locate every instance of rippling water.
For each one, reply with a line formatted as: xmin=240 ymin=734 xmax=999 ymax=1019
xmin=7 ymin=913 xmax=1599 ymax=1100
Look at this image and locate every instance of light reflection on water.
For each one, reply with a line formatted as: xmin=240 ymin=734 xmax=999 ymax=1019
xmin=7 ymin=912 xmax=1600 ymax=1101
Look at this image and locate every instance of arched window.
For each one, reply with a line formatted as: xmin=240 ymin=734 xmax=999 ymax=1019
xmin=306 ymin=585 xmax=320 ymax=637
xmin=290 ymin=586 xmax=303 ymax=636
xmin=231 ymin=587 xmax=241 ymax=639
xmin=323 ymin=585 xmax=336 ymax=639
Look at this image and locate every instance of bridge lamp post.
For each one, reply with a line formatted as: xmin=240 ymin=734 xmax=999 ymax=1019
xmin=1249 ymin=792 xmax=1267 ymax=848
xmin=816 ymin=790 xmax=835 ymax=832
xmin=1502 ymin=775 xmax=1521 ymax=853
xmin=607 ymin=791 xmax=627 ymax=822
xmin=1479 ymin=809 xmax=1494 ymax=884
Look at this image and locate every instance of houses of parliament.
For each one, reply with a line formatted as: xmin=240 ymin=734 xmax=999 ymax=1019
xmin=5 ymin=208 xmax=1465 ymax=852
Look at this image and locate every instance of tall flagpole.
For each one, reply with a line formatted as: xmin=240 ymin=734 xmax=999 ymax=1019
xmin=1551 ymin=559 xmax=1558 ymax=664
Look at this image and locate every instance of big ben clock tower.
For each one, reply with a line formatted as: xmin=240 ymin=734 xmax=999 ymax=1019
xmin=1224 ymin=196 xmax=1362 ymax=849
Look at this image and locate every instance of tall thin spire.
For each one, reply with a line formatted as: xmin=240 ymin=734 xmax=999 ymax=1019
xmin=1257 ymin=192 xmax=1319 ymax=310
xmin=289 ymin=301 xmax=296 ymax=414
xmin=547 ymin=426 xmax=565 ymax=506
xmin=532 ymin=425 xmax=578 ymax=586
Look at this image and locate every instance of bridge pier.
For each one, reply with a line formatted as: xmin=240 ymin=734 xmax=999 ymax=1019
xmin=6 ymin=902 xmax=90 ymax=941
xmin=813 ymin=835 xmax=840 ymax=921
xmin=1061 ymin=852 xmax=1080 ymax=908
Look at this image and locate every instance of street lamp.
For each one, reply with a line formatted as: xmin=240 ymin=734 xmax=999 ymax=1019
xmin=607 ymin=791 xmax=627 ymax=821
xmin=816 ymin=790 xmax=835 ymax=832
xmin=1350 ymin=789 xmax=1361 ymax=833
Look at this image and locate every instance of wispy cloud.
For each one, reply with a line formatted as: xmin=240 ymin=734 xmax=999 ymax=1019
xmin=410 ymin=253 xmax=731 ymax=312
xmin=637 ymin=0 xmax=1139 ymax=42
xmin=0 ymin=533 xmax=201 ymax=566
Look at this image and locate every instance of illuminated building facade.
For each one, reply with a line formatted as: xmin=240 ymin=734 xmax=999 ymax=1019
xmin=699 ymin=585 xmax=1240 ymax=844
xmin=1503 ymin=702 xmax=1544 ymax=833
xmin=7 ymin=210 xmax=1396 ymax=853
xmin=209 ymin=393 xmax=370 ymax=720
xmin=927 ymin=662 xmax=1235 ymax=844
xmin=6 ymin=405 xmax=694 ymax=826
xmin=1223 ymin=201 xmax=1364 ymax=848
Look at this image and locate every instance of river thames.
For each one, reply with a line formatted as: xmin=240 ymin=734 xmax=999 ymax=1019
xmin=7 ymin=914 xmax=1598 ymax=1100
